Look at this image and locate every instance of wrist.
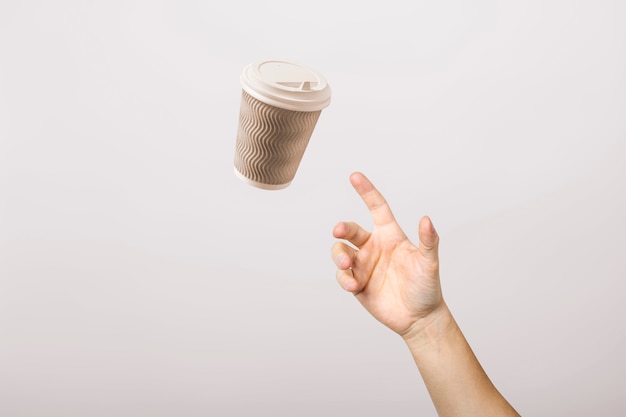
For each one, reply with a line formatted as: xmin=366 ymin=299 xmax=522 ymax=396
xmin=401 ymin=300 xmax=456 ymax=351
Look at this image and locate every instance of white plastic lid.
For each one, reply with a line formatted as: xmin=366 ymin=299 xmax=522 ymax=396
xmin=240 ymin=59 xmax=331 ymax=112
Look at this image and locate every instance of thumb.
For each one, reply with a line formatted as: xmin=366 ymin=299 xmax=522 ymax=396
xmin=418 ymin=216 xmax=439 ymax=264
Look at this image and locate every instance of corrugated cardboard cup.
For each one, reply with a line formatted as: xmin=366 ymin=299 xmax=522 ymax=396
xmin=234 ymin=59 xmax=331 ymax=190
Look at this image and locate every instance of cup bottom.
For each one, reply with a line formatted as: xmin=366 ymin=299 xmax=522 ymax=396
xmin=233 ymin=167 xmax=291 ymax=190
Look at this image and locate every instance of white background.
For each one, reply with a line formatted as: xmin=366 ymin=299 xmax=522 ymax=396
xmin=1 ymin=1 xmax=625 ymax=416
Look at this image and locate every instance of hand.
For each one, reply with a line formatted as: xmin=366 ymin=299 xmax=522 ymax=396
xmin=331 ymin=172 xmax=443 ymax=338
xmin=332 ymin=173 xmax=522 ymax=417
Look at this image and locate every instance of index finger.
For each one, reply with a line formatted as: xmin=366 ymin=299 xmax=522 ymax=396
xmin=349 ymin=172 xmax=397 ymax=226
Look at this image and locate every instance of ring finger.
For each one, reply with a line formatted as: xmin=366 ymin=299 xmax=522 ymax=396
xmin=331 ymin=241 xmax=358 ymax=270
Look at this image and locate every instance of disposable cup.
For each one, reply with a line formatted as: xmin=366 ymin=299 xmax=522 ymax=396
xmin=234 ymin=59 xmax=331 ymax=190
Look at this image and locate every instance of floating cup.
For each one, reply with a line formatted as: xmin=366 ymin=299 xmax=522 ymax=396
xmin=234 ymin=59 xmax=331 ymax=190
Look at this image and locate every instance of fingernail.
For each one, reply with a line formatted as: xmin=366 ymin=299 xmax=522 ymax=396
xmin=336 ymin=254 xmax=346 ymax=268
xmin=428 ymin=217 xmax=436 ymax=234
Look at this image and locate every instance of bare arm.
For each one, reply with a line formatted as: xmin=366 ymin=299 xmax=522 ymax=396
xmin=331 ymin=172 xmax=520 ymax=417
xmin=403 ymin=302 xmax=519 ymax=417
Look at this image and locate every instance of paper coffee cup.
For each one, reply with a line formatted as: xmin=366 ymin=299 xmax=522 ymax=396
xmin=234 ymin=59 xmax=331 ymax=190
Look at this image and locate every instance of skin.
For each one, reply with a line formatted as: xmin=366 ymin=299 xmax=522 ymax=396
xmin=331 ymin=172 xmax=521 ymax=417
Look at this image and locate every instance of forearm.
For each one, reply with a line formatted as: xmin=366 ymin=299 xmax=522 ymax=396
xmin=403 ymin=301 xmax=520 ymax=417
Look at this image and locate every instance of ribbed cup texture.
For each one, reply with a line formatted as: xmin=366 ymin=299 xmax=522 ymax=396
xmin=234 ymin=90 xmax=321 ymax=187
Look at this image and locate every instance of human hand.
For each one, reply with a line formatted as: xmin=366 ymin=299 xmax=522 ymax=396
xmin=331 ymin=172 xmax=443 ymax=339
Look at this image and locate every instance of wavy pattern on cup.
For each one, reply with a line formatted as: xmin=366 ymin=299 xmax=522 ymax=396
xmin=234 ymin=91 xmax=321 ymax=187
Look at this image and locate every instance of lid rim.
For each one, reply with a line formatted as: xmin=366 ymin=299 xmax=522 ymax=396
xmin=241 ymin=83 xmax=331 ymax=112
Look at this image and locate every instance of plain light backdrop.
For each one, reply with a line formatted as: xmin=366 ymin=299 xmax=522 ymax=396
xmin=1 ymin=1 xmax=625 ymax=416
